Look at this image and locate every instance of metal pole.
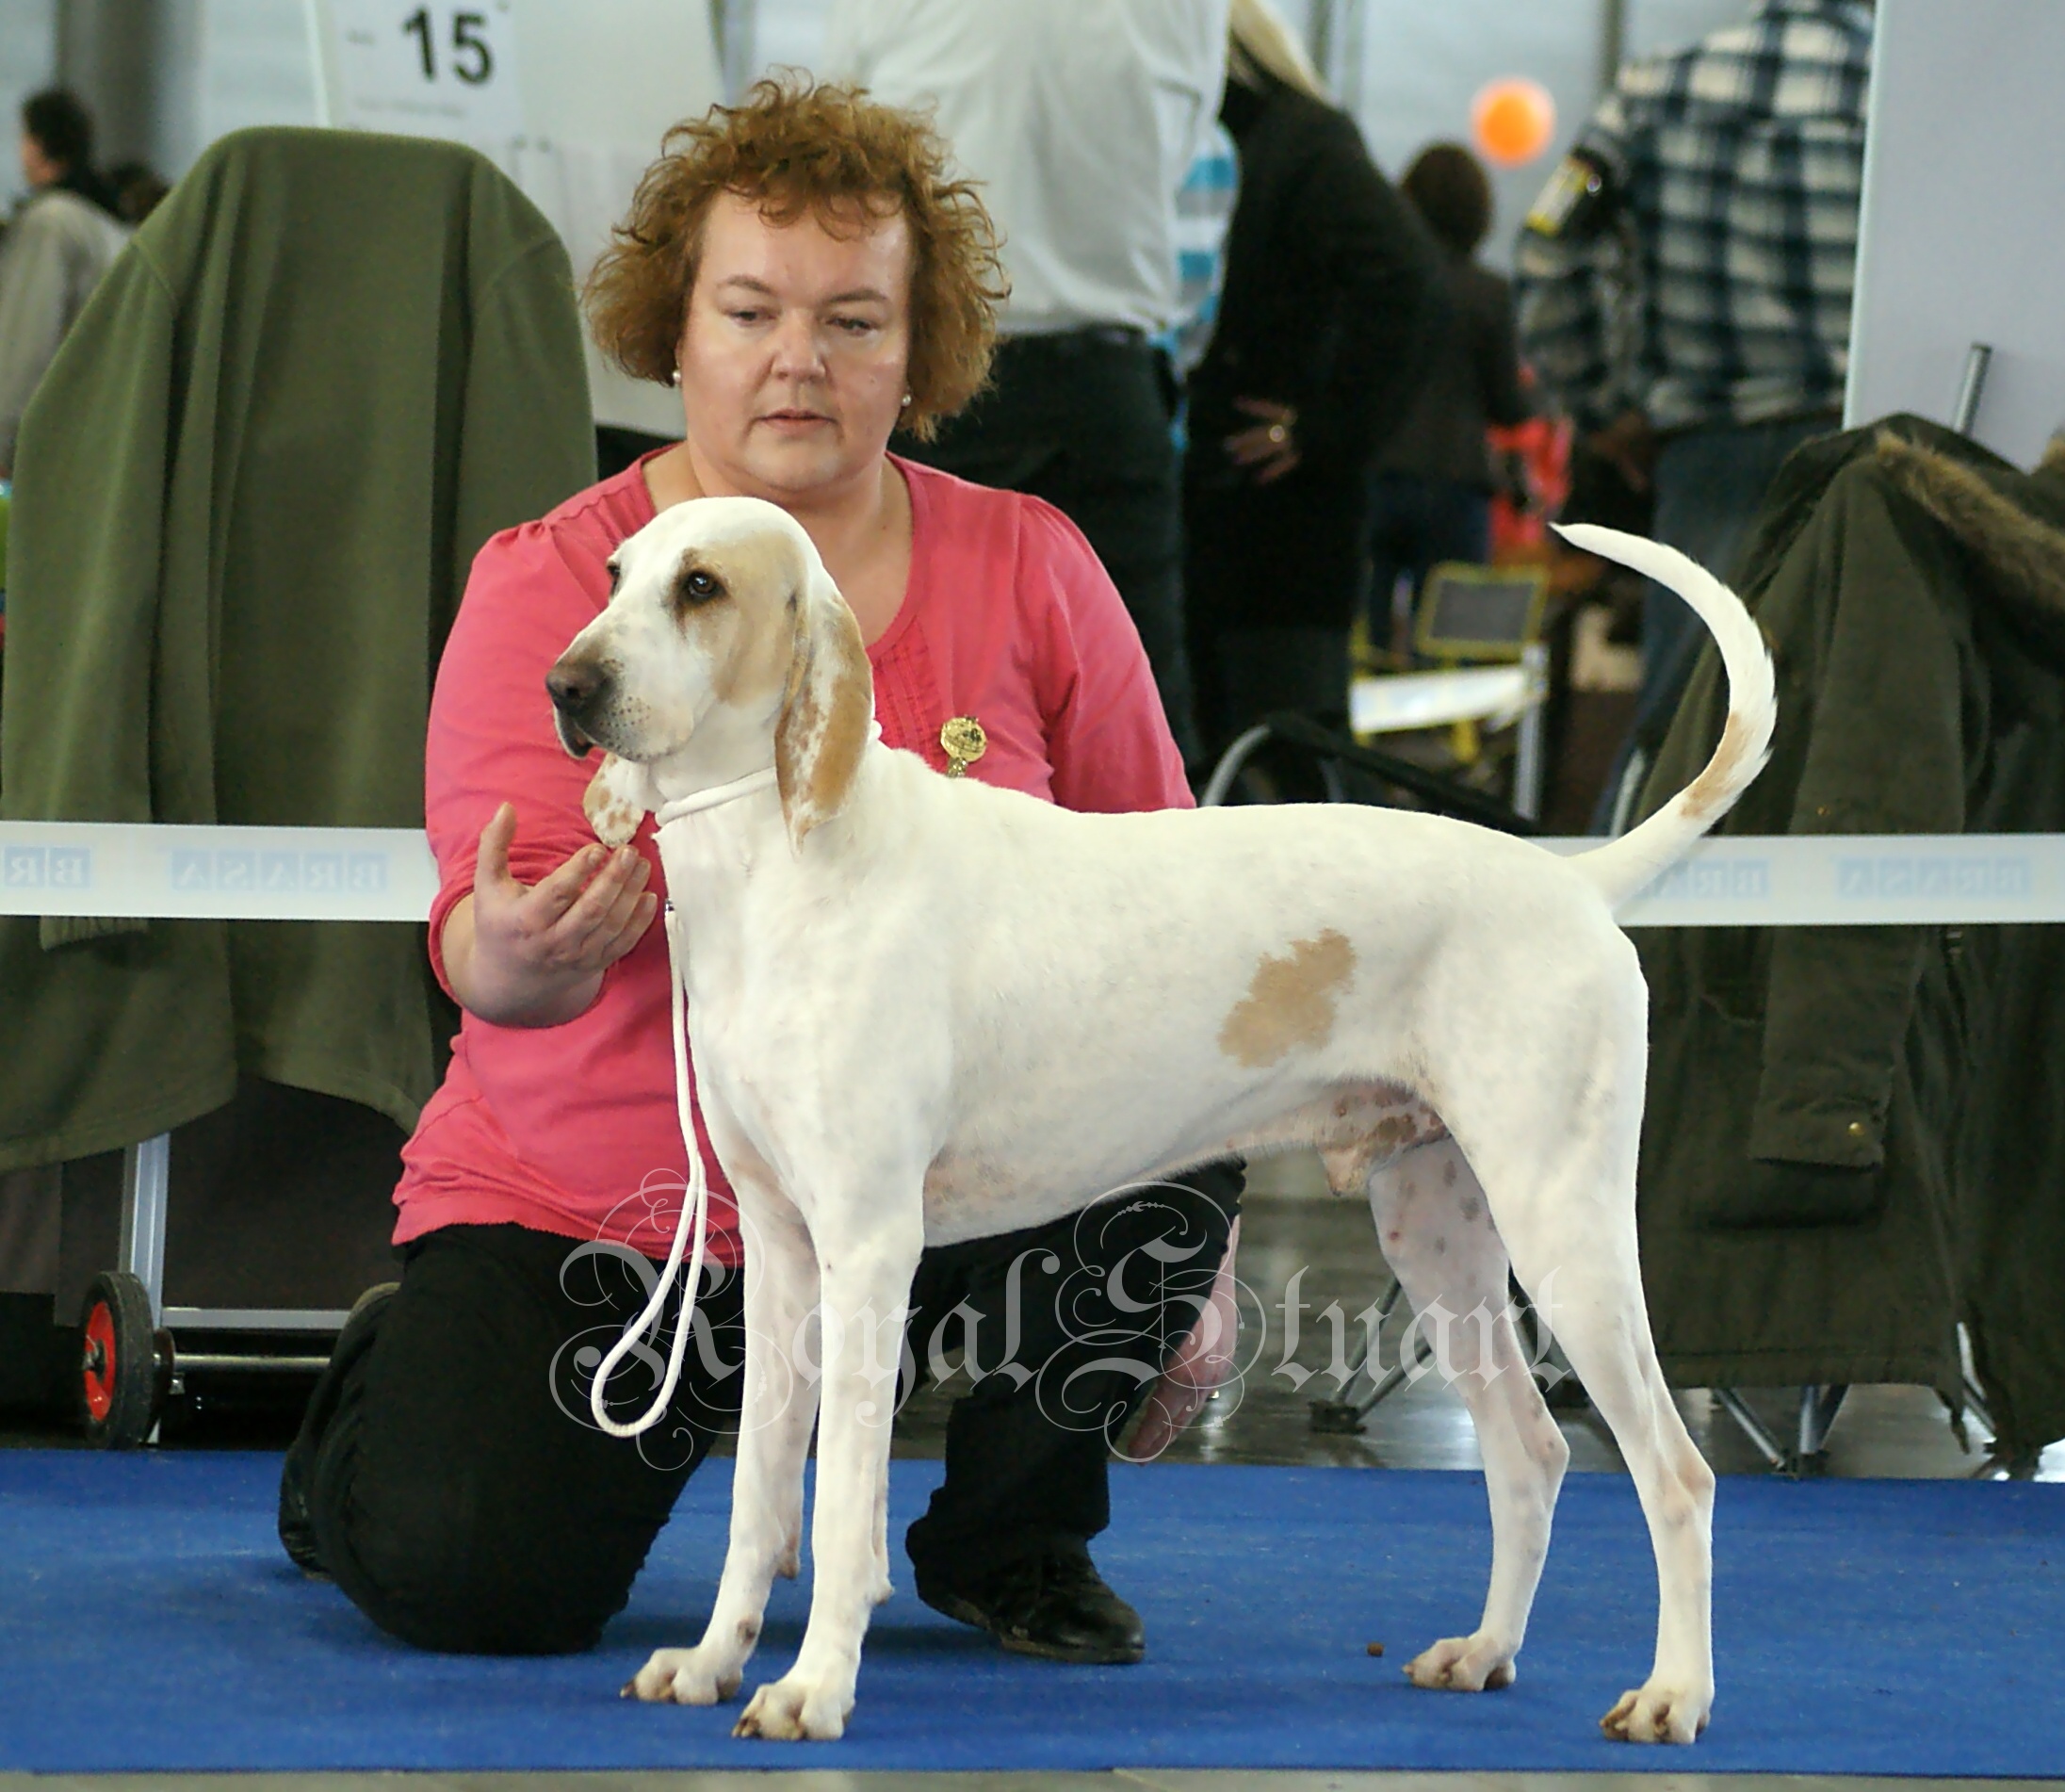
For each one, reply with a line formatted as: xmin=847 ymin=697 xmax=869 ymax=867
xmin=710 ymin=0 xmax=757 ymax=102
xmin=1309 ymin=0 xmax=1335 ymax=90
xmin=1952 ymin=343 xmax=1993 ymax=436
xmin=1601 ymin=0 xmax=1629 ymax=94
xmin=1710 ymin=1387 xmax=1788 ymax=1470
xmin=1513 ymin=642 xmax=1550 ymax=822
xmin=119 ymin=1132 xmax=171 ymax=1323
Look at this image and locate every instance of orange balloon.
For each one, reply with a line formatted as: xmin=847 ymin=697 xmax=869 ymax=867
xmin=1472 ymin=77 xmax=1557 ymax=169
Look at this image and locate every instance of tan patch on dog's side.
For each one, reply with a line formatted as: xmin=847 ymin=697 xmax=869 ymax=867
xmin=1681 ymin=710 xmax=1753 ymax=822
xmin=1219 ymin=929 xmax=1357 ymax=1067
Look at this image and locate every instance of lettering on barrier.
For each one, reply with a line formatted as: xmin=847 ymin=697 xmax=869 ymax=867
xmin=163 ymin=848 xmax=391 ymax=899
xmin=1837 ymin=855 xmax=2031 ymax=902
xmin=1645 ymin=857 xmax=1770 ymax=904
xmin=2 ymin=844 xmax=93 ymax=888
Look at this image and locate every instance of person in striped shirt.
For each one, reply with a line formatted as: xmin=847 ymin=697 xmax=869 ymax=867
xmin=1516 ymin=0 xmax=1873 ymax=729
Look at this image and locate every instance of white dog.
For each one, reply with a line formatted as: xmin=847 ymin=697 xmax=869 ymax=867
xmin=545 ymin=498 xmax=1773 ymax=1745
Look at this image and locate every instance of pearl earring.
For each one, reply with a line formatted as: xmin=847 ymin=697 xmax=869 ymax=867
xmin=901 ymin=392 xmax=913 ymax=409
xmin=670 ymin=367 xmax=682 ymax=386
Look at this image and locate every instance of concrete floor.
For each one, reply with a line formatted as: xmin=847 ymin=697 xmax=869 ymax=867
xmin=1088 ymin=1156 xmax=2065 ymax=1486
xmin=5 ymin=1165 xmax=2058 ymax=1790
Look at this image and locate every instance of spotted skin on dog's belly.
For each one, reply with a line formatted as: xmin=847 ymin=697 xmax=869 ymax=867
xmin=1219 ymin=928 xmax=1357 ymax=1067
xmin=1314 ymin=1084 xmax=1449 ymax=1195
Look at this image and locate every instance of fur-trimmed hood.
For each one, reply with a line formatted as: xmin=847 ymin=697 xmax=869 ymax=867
xmin=1876 ymin=428 xmax=2065 ymax=625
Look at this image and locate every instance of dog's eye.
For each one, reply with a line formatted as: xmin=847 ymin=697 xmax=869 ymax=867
xmin=683 ymin=570 xmax=722 ymax=602
xmin=607 ymin=563 xmax=622 ymax=595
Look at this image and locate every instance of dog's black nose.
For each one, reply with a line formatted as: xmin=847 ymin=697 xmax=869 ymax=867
xmin=546 ymin=660 xmax=604 ymax=713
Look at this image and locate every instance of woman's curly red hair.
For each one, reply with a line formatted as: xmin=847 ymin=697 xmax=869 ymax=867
xmin=585 ymin=77 xmax=1008 ymax=440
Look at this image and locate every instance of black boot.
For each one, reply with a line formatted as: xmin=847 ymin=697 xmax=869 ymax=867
xmin=277 ymin=1281 xmax=397 ymax=1575
xmin=916 ymin=1543 xmax=1145 ymax=1665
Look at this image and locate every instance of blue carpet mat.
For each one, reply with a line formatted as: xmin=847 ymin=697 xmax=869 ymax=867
xmin=0 ymin=1450 xmax=2058 ymax=1775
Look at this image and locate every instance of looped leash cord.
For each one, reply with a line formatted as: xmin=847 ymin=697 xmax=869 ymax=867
xmin=589 ymin=896 xmax=709 ymax=1439
xmin=584 ymin=727 xmax=878 ymax=1438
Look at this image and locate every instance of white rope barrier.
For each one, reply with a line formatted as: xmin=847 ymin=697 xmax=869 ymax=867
xmin=0 ymin=822 xmax=436 ymax=922
xmin=5 ymin=821 xmax=2065 ymax=927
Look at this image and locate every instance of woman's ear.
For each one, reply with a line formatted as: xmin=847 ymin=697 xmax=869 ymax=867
xmin=773 ymin=566 xmax=873 ymax=850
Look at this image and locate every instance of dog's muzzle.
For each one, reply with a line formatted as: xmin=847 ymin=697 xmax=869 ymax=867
xmin=545 ymin=657 xmax=610 ymax=758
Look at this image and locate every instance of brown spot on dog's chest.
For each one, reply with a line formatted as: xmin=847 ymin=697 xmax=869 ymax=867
xmin=1219 ymin=929 xmax=1357 ymax=1067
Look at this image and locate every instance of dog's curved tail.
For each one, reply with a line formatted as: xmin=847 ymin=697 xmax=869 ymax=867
xmin=1557 ymin=522 xmax=1777 ymax=912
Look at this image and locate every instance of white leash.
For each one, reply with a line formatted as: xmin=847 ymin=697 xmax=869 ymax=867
xmin=587 ymin=896 xmax=712 ymax=1439
xmin=586 ymin=733 xmax=882 ymax=1436
xmin=586 ymin=758 xmax=780 ymax=1440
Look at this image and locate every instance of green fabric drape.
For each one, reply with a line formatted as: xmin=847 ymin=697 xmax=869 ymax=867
xmin=0 ymin=127 xmax=596 ymax=1170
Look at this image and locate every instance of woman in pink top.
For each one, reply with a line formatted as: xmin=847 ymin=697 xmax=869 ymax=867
xmin=279 ymin=79 xmax=1242 ymax=1670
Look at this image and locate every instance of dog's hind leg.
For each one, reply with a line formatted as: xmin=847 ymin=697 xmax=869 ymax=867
xmin=628 ymin=1181 xmax=821 ymax=1708
xmin=1464 ymin=1105 xmax=1715 ymax=1743
xmin=733 ymin=1189 xmax=926 ymax=1743
xmin=1365 ymin=1137 xmax=1569 ymax=1695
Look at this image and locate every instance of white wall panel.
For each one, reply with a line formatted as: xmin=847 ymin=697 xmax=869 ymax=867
xmin=0 ymin=1 xmax=58 ymax=209
xmin=1623 ymin=0 xmax=1755 ymax=60
xmin=1352 ymin=0 xmax=1604 ymax=269
xmin=1846 ymin=0 xmax=2065 ymax=464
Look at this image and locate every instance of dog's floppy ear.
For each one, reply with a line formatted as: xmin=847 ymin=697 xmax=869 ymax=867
xmin=583 ymin=752 xmax=655 ymax=848
xmin=773 ymin=560 xmax=873 ymax=851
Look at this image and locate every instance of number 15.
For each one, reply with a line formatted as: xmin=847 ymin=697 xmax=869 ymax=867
xmin=402 ymin=8 xmax=495 ymax=86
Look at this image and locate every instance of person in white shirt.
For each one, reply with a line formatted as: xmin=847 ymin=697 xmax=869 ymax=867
xmin=0 ymin=90 xmax=130 ymax=476
xmin=822 ymin=0 xmax=1231 ymax=771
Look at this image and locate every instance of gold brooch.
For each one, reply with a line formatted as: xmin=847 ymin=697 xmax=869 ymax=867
xmin=939 ymin=715 xmax=987 ymax=778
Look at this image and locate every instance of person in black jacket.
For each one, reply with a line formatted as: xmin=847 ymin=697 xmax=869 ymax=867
xmin=1182 ymin=0 xmax=1438 ymax=762
xmin=1367 ymin=142 xmax=1531 ymax=660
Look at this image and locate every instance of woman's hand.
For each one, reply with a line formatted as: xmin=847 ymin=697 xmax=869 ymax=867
xmin=1224 ymin=397 xmax=1302 ymax=485
xmin=440 ymin=803 xmax=658 ymax=1027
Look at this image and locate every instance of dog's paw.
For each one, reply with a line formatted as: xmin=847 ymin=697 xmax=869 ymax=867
xmin=732 ymin=1673 xmax=853 ymax=1741
xmin=1405 ymin=1633 xmax=1518 ymax=1692
xmin=622 ymin=1645 xmax=743 ymax=1706
xmin=1600 ymin=1679 xmax=1712 ymax=1743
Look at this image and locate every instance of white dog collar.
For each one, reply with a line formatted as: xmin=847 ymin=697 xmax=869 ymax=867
xmin=653 ymin=766 xmax=778 ymax=827
xmin=650 ymin=722 xmax=882 ymax=828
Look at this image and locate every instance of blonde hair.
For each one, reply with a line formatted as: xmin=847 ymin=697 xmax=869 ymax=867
xmin=1228 ymin=0 xmax=1330 ymax=102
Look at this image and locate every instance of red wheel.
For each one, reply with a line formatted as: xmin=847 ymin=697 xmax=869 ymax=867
xmin=79 ymin=1271 xmax=162 ymax=1448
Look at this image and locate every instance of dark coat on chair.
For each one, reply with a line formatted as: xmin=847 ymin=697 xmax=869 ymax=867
xmin=0 ymin=128 xmax=595 ymax=1171
xmin=1632 ymin=415 xmax=2065 ymax=1458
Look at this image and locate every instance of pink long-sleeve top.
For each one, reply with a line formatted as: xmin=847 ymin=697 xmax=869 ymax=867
xmin=393 ymin=454 xmax=1191 ymax=1262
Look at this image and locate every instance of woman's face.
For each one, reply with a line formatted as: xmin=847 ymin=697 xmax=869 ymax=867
xmin=19 ymin=132 xmax=60 ymax=189
xmin=675 ymin=189 xmax=914 ymax=503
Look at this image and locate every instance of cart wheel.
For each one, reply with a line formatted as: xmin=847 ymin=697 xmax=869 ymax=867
xmin=79 ymin=1271 xmax=163 ymax=1449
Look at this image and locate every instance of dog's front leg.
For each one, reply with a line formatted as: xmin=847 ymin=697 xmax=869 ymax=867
xmin=734 ymin=1198 xmax=924 ymax=1743
xmin=627 ymin=1185 xmax=821 ymax=1707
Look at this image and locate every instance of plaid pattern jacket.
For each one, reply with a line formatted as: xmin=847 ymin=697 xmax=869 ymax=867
xmin=1515 ymin=0 xmax=1873 ymax=433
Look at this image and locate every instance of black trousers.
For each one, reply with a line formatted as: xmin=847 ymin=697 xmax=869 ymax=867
xmin=901 ymin=329 xmax=1201 ymax=771
xmin=301 ymin=1167 xmax=1239 ymax=1655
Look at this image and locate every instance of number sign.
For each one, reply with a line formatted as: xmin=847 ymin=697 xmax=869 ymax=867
xmin=317 ymin=0 xmax=526 ymax=143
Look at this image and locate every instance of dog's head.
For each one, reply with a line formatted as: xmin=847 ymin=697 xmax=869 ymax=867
xmin=547 ymin=496 xmax=873 ymax=850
